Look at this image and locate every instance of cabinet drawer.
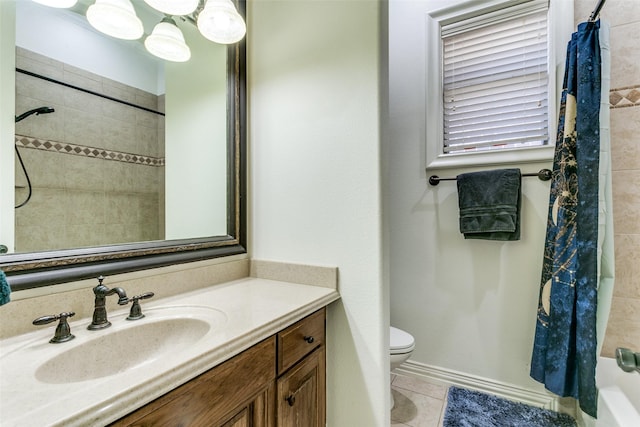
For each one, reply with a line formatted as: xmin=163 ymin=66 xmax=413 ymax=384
xmin=277 ymin=308 xmax=325 ymax=374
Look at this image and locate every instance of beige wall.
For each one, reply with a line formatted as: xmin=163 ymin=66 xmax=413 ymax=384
xmin=248 ymin=1 xmax=389 ymax=424
xmin=573 ymin=0 xmax=640 ymax=356
xmin=14 ymin=48 xmax=164 ymax=252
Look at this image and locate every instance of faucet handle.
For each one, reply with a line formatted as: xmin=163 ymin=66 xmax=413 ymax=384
xmin=33 ymin=312 xmax=76 ymax=343
xmin=126 ymin=292 xmax=154 ymax=320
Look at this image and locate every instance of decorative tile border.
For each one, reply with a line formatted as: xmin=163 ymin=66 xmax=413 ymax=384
xmin=15 ymin=135 xmax=165 ymax=167
xmin=16 ymin=86 xmax=636 ymax=166
xmin=610 ymin=85 xmax=640 ymax=109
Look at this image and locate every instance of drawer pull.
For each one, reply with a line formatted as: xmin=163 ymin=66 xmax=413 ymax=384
xmin=304 ymin=335 xmax=315 ymax=344
xmin=286 ymin=394 xmax=296 ymax=406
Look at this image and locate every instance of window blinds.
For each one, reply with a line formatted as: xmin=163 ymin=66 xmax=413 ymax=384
xmin=442 ymin=8 xmax=549 ymax=154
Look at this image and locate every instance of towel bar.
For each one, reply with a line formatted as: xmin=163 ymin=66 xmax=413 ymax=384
xmin=428 ymin=168 xmax=552 ymax=186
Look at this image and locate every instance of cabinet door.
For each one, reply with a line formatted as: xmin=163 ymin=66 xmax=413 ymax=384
xmin=222 ymin=409 xmax=251 ymax=427
xmin=277 ymin=347 xmax=325 ymax=427
xmin=219 ymin=385 xmax=274 ymax=427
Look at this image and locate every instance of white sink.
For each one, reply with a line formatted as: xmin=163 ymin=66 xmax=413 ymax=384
xmin=36 ymin=316 xmax=211 ymax=383
xmin=2 ymin=305 xmax=227 ymax=385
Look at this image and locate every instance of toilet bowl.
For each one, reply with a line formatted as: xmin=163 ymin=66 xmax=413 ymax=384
xmin=390 ymin=326 xmax=415 ymax=409
xmin=390 ymin=326 xmax=415 ymax=371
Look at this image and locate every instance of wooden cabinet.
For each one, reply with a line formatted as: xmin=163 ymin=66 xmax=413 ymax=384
xmin=109 ymin=337 xmax=276 ymax=427
xmin=276 ymin=308 xmax=326 ymax=427
xmin=109 ymin=308 xmax=326 ymax=427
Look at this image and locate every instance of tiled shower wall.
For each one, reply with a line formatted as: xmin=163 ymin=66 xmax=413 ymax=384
xmin=14 ymin=48 xmax=164 ymax=253
xmin=573 ymin=0 xmax=640 ymax=356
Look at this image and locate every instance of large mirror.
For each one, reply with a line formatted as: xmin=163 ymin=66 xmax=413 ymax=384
xmin=0 ymin=0 xmax=246 ymax=290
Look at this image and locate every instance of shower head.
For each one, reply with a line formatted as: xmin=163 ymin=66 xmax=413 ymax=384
xmin=15 ymin=106 xmax=55 ymax=123
xmin=14 ymin=106 xmax=55 ymax=209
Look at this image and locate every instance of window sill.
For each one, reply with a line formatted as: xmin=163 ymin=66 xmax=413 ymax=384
xmin=425 ymin=145 xmax=554 ymax=172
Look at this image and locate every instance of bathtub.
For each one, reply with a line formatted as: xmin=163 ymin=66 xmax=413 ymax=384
xmin=593 ymin=357 xmax=640 ymax=427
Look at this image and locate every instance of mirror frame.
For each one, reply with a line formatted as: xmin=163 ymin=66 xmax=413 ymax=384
xmin=2 ymin=0 xmax=247 ymax=292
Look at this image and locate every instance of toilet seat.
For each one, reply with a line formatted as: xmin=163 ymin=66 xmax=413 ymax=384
xmin=390 ymin=326 xmax=415 ymax=355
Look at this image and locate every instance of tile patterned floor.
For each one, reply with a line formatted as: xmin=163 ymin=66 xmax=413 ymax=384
xmin=390 ymin=374 xmax=449 ymax=427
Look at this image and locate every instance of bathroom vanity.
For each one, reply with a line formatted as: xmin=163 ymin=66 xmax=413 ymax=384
xmin=0 ymin=273 xmax=338 ymax=427
xmin=110 ymin=308 xmax=326 ymax=426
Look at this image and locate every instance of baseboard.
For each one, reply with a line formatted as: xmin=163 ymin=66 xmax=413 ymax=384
xmin=394 ymin=359 xmax=562 ymax=412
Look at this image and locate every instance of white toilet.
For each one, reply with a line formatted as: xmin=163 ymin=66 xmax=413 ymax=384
xmin=390 ymin=326 xmax=415 ymax=409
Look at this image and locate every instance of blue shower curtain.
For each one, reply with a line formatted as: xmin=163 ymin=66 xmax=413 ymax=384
xmin=530 ymin=20 xmax=606 ymax=419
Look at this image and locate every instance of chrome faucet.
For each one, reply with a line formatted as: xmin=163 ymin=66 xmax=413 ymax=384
xmin=88 ymin=276 xmax=129 ymax=330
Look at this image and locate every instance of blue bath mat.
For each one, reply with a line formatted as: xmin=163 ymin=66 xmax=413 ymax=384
xmin=443 ymin=386 xmax=576 ymax=427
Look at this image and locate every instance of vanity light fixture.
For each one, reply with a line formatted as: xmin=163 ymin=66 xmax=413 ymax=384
xmin=86 ymin=0 xmax=144 ymax=40
xmin=32 ymin=0 xmax=78 ymax=8
xmin=197 ymin=0 xmax=246 ymax=44
xmin=143 ymin=0 xmax=199 ymax=16
xmin=34 ymin=0 xmax=246 ymax=59
xmin=145 ymin=16 xmax=191 ymax=62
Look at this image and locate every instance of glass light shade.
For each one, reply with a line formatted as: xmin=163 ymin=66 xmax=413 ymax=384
xmin=86 ymin=0 xmax=144 ymax=40
xmin=32 ymin=0 xmax=78 ymax=8
xmin=145 ymin=18 xmax=191 ymax=62
xmin=143 ymin=0 xmax=199 ymax=16
xmin=197 ymin=0 xmax=246 ymax=44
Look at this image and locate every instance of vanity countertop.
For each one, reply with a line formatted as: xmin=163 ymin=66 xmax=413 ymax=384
xmin=0 ymin=277 xmax=340 ymax=427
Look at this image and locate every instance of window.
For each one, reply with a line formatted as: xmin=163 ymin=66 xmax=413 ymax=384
xmin=425 ymin=0 xmax=573 ymax=170
xmin=443 ymin=8 xmax=548 ymax=154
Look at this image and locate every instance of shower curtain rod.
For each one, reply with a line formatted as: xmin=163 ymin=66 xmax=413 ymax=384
xmin=589 ymin=0 xmax=606 ymax=22
xmin=428 ymin=168 xmax=552 ymax=186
